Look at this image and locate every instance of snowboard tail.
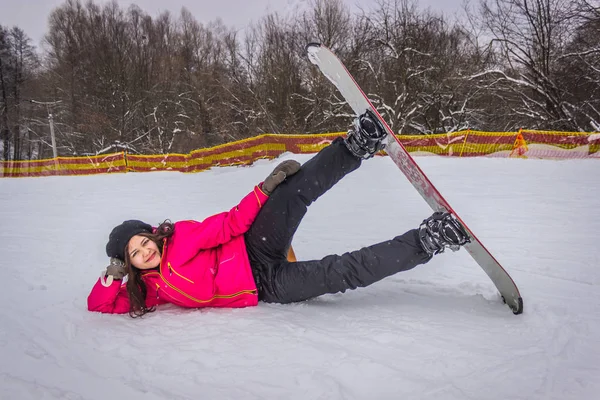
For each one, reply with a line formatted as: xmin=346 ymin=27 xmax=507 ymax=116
xmin=306 ymin=43 xmax=523 ymax=315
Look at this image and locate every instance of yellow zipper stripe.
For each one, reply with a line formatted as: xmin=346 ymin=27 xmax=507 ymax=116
xmin=168 ymin=262 xmax=194 ymax=284
xmin=146 ymin=272 xmax=256 ymax=304
xmin=155 ymin=282 xmax=179 ymax=302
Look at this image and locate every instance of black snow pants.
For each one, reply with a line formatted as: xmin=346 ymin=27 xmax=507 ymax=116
xmin=244 ymin=137 xmax=432 ymax=304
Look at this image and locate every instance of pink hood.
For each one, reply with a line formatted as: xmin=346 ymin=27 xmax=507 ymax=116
xmin=88 ymin=185 xmax=269 ymax=314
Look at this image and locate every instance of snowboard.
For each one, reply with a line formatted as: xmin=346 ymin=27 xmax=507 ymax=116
xmin=306 ymin=43 xmax=523 ymax=315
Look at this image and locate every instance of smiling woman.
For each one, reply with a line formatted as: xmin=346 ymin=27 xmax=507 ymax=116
xmin=87 ymin=117 xmax=470 ymax=318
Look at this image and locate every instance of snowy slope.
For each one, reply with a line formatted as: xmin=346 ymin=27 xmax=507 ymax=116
xmin=1 ymin=153 xmax=599 ymax=400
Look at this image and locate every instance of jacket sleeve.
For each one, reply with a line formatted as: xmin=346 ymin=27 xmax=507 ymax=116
xmin=178 ymin=185 xmax=269 ymax=250
xmin=87 ymin=275 xmax=131 ymax=314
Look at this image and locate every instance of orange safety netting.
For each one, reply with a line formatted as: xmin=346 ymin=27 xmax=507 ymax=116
xmin=2 ymin=130 xmax=598 ymax=177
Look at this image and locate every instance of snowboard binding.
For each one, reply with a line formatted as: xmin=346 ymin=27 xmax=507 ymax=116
xmin=418 ymin=212 xmax=471 ymax=256
xmin=344 ymin=110 xmax=388 ymax=159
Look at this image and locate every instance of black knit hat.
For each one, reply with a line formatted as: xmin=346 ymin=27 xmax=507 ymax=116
xmin=106 ymin=220 xmax=153 ymax=261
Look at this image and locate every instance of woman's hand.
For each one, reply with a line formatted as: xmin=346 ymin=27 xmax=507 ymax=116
xmin=106 ymin=257 xmax=127 ymax=280
xmin=261 ymin=160 xmax=301 ymax=195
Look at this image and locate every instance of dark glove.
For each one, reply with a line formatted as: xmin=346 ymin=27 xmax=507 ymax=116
xmin=261 ymin=160 xmax=301 ymax=195
xmin=106 ymin=257 xmax=127 ymax=280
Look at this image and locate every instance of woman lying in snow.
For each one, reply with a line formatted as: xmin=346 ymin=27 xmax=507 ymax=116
xmin=88 ymin=113 xmax=469 ymax=317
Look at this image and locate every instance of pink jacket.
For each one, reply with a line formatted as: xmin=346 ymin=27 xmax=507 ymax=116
xmin=87 ymin=186 xmax=269 ymax=314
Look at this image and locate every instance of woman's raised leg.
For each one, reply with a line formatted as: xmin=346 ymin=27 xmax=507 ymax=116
xmin=245 ymin=137 xmax=361 ymax=265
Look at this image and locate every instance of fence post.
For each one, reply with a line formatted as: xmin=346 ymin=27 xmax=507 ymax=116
xmin=459 ymin=130 xmax=470 ymax=157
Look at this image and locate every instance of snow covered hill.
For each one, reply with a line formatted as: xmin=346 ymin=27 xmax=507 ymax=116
xmin=1 ymin=153 xmax=599 ymax=399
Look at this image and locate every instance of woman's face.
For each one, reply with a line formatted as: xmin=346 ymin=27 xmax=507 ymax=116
xmin=127 ymin=235 xmax=161 ymax=270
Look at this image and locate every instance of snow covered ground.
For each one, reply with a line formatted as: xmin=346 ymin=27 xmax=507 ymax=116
xmin=1 ymin=152 xmax=599 ymax=400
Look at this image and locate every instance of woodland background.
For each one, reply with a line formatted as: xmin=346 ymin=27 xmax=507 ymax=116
xmin=0 ymin=0 xmax=598 ymax=160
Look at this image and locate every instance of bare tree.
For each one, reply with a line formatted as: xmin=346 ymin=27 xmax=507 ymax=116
xmin=0 ymin=27 xmax=11 ymax=160
xmin=472 ymin=0 xmax=592 ymax=130
xmin=295 ymin=0 xmax=360 ymax=133
xmin=340 ymin=0 xmax=483 ymax=133
xmin=558 ymin=0 xmax=600 ymax=130
xmin=0 ymin=26 xmax=38 ymax=160
xmin=238 ymin=14 xmax=307 ymax=134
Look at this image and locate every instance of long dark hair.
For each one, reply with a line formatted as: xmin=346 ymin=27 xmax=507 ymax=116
xmin=124 ymin=220 xmax=175 ymax=318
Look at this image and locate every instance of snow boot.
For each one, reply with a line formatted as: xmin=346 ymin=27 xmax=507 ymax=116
xmin=344 ymin=110 xmax=388 ymax=159
xmin=418 ymin=212 xmax=470 ymax=256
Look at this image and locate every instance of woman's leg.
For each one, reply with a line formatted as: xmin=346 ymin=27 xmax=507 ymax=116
xmin=245 ymin=137 xmax=361 ymax=265
xmin=257 ymin=229 xmax=433 ymax=303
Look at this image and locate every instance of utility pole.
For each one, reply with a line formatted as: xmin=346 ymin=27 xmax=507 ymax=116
xmin=48 ymin=112 xmax=57 ymax=159
xmin=30 ymin=99 xmax=62 ymax=159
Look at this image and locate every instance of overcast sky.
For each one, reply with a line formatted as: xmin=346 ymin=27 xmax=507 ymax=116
xmin=0 ymin=0 xmax=465 ymax=47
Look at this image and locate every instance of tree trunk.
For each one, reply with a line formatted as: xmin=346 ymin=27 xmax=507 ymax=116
xmin=0 ymin=54 xmax=10 ymax=161
xmin=11 ymin=57 xmax=20 ymax=160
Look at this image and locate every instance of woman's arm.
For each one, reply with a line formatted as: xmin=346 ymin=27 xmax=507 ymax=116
xmin=87 ymin=273 xmax=131 ymax=314
xmin=172 ymin=161 xmax=301 ymax=253
xmin=177 ymin=185 xmax=269 ymax=250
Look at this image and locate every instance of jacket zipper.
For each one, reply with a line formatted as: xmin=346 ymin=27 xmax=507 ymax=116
xmin=168 ymin=262 xmax=194 ymax=284
xmin=146 ymin=271 xmax=256 ymax=304
xmin=155 ymin=282 xmax=180 ymax=302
